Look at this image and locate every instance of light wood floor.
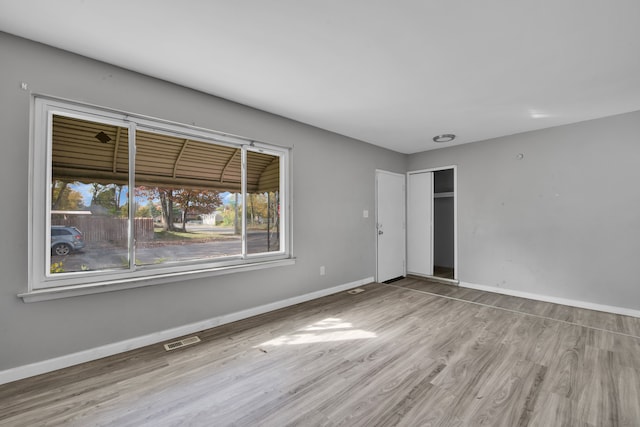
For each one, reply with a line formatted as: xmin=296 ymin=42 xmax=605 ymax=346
xmin=2 ymin=278 xmax=640 ymax=426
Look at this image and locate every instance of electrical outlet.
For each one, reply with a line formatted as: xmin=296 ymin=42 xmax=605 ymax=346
xmin=320 ymin=265 xmax=326 ymax=276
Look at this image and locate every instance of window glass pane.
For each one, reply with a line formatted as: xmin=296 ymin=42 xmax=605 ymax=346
xmin=247 ymin=150 xmax=281 ymax=254
xmin=49 ymin=115 xmax=130 ymax=274
xmin=133 ymin=130 xmax=242 ymax=267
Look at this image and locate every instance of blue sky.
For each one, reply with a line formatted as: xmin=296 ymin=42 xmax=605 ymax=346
xmin=70 ymin=183 xmax=131 ymax=207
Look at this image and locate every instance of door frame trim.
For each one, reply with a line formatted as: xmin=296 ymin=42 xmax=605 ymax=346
xmin=375 ymin=169 xmax=406 ymax=282
xmin=406 ymin=165 xmax=458 ymax=281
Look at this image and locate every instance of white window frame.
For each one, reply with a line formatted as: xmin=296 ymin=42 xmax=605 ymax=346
xmin=22 ymin=97 xmax=293 ymax=302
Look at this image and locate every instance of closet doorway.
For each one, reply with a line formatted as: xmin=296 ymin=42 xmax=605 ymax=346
xmin=406 ymin=166 xmax=457 ymax=282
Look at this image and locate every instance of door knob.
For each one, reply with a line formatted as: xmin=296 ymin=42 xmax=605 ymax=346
xmin=378 ymin=230 xmax=384 ymax=235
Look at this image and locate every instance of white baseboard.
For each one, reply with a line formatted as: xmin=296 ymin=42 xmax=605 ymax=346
xmin=0 ymin=277 xmax=374 ymax=386
xmin=459 ymin=281 xmax=640 ymax=319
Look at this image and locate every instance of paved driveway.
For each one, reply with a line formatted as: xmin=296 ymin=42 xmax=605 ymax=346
xmin=52 ymin=230 xmax=279 ymax=272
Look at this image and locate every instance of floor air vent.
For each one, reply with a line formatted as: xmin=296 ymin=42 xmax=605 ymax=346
xmin=347 ymin=288 xmax=365 ymax=295
xmin=164 ymin=336 xmax=201 ymax=351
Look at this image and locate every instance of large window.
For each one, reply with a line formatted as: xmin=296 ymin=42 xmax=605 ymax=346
xmin=26 ymin=97 xmax=291 ymax=298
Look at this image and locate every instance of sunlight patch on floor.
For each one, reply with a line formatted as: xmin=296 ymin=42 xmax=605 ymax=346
xmin=256 ymin=318 xmax=377 ymax=347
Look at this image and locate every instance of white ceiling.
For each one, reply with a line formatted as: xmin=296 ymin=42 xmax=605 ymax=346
xmin=1 ymin=1 xmax=640 ymax=154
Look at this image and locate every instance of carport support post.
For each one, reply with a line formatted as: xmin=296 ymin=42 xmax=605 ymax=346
xmin=234 ymin=193 xmax=240 ymax=235
xmin=267 ymin=192 xmax=271 ymax=251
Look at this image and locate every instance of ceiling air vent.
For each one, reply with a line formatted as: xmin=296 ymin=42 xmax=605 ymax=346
xmin=164 ymin=335 xmax=201 ymax=351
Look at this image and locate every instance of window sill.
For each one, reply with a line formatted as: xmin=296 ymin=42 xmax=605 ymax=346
xmin=19 ymin=257 xmax=296 ymax=303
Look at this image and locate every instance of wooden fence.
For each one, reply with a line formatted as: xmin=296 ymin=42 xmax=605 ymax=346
xmin=51 ymin=217 xmax=155 ymax=242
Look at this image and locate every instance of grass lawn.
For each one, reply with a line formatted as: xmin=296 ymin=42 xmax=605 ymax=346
xmin=153 ymin=227 xmax=239 ymax=242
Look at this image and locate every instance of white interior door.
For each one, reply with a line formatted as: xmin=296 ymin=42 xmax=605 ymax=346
xmin=376 ymin=170 xmax=405 ymax=282
xmin=407 ymin=172 xmax=433 ymax=276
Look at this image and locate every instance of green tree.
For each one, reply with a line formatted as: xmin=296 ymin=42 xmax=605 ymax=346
xmin=89 ymin=183 xmax=127 ymax=216
xmin=135 ymin=203 xmax=162 ymax=218
xmin=135 ymin=186 xmax=221 ymax=232
xmin=136 ymin=186 xmax=176 ymax=231
xmin=247 ymin=193 xmax=268 ymax=226
xmin=173 ymin=189 xmax=222 ymax=232
xmin=51 ymin=180 xmax=85 ymax=210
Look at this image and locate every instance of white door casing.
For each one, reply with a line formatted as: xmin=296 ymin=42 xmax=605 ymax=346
xmin=376 ymin=170 xmax=406 ymax=282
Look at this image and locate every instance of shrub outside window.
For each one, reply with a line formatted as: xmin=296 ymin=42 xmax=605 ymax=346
xmin=27 ymin=97 xmax=291 ymax=297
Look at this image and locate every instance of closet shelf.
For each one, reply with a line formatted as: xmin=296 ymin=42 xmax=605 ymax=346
xmin=434 ymin=192 xmax=454 ymax=198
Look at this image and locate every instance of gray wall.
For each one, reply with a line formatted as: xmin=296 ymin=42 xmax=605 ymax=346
xmin=0 ymin=33 xmax=406 ymax=371
xmin=409 ymin=110 xmax=640 ymax=311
